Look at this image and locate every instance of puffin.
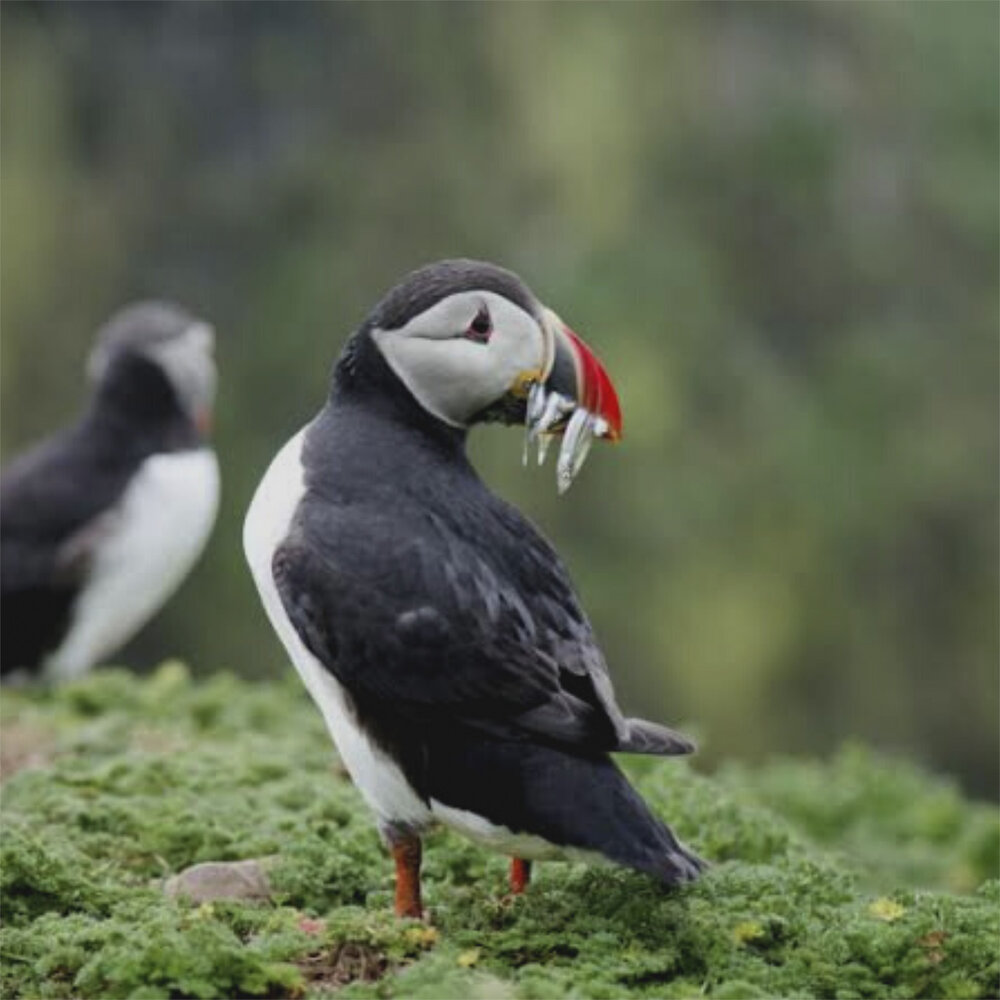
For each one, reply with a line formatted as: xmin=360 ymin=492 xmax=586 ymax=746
xmin=243 ymin=260 xmax=702 ymax=917
xmin=1 ymin=302 xmax=220 ymax=682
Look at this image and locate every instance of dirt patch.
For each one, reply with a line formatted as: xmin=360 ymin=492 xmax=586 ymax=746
xmin=297 ymin=942 xmax=389 ymax=993
xmin=0 ymin=723 xmax=58 ymax=781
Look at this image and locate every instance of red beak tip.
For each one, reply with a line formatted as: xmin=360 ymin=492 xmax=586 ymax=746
xmin=562 ymin=325 xmax=623 ymax=444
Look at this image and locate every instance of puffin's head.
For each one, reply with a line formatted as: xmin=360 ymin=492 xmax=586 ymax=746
xmin=88 ymin=301 xmax=217 ymax=436
xmin=365 ymin=259 xmax=622 ymax=491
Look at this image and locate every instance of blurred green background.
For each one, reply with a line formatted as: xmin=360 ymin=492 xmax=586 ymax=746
xmin=2 ymin=2 xmax=997 ymax=795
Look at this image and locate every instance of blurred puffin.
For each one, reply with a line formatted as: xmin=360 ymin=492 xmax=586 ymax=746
xmin=244 ymin=260 xmax=702 ymax=917
xmin=1 ymin=302 xmax=219 ymax=682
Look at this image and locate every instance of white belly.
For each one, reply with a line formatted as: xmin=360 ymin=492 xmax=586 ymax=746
xmin=46 ymin=448 xmax=220 ymax=682
xmin=242 ymin=426 xmax=431 ymax=829
xmin=429 ymin=800 xmax=605 ymax=864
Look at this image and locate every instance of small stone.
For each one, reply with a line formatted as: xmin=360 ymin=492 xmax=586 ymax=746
xmin=164 ymin=858 xmax=273 ymax=904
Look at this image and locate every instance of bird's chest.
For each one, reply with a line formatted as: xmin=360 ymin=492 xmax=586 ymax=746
xmin=47 ymin=448 xmax=220 ymax=680
xmin=243 ymin=428 xmax=431 ymax=827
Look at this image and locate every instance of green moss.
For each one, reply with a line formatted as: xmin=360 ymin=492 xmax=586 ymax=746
xmin=717 ymin=744 xmax=1000 ymax=893
xmin=2 ymin=666 xmax=998 ymax=999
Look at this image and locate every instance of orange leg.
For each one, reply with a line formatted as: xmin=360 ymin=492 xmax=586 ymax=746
xmin=510 ymin=857 xmax=532 ymax=894
xmin=391 ymin=835 xmax=423 ymax=918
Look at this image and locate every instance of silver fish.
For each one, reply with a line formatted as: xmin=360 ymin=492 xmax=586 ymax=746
xmin=557 ymin=408 xmax=596 ymax=494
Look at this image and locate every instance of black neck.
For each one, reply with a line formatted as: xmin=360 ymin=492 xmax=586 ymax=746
xmin=330 ymin=326 xmax=468 ymax=458
xmin=87 ymin=353 xmax=200 ymax=454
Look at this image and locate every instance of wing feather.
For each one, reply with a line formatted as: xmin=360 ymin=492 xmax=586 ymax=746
xmin=274 ymin=494 xmax=693 ymax=756
xmin=273 ymin=501 xmax=623 ymax=751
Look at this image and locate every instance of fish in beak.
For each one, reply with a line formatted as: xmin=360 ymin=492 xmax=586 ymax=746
xmin=524 ymin=309 xmax=623 ymax=493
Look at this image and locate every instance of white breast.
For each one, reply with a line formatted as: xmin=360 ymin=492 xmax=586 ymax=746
xmin=429 ymin=800 xmax=605 ymax=865
xmin=45 ymin=448 xmax=220 ymax=682
xmin=242 ymin=427 xmax=431 ymax=829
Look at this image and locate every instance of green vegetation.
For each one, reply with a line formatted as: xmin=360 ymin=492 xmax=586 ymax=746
xmin=2 ymin=666 xmax=997 ymax=999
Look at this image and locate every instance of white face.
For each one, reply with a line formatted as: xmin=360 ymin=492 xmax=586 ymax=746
xmin=147 ymin=322 xmax=217 ymax=420
xmin=90 ymin=321 xmax=217 ymax=422
xmin=371 ymin=290 xmax=551 ymax=427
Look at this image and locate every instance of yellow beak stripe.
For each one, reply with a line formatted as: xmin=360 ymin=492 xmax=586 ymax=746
xmin=509 ymin=369 xmax=544 ymax=399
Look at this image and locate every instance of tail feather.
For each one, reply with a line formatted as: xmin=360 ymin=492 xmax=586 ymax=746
xmin=618 ymin=717 xmax=696 ymax=756
xmin=641 ymin=815 xmax=706 ymax=884
xmin=424 ymin=734 xmax=706 ymax=887
xmin=597 ymin=762 xmax=706 ymax=884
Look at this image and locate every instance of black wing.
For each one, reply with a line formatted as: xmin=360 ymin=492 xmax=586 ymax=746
xmin=1 ymin=428 xmax=125 ymax=671
xmin=274 ymin=498 xmax=691 ymax=755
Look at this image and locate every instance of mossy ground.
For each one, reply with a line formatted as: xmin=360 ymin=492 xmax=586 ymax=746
xmin=1 ymin=665 xmax=997 ymax=999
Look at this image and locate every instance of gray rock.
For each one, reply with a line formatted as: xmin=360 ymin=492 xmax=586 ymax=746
xmin=164 ymin=858 xmax=274 ymax=904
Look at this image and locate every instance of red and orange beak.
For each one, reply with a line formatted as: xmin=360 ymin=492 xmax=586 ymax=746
xmin=195 ymin=407 xmax=214 ymax=437
xmin=525 ymin=310 xmax=623 ymax=492
xmin=543 ymin=317 xmax=623 ymax=442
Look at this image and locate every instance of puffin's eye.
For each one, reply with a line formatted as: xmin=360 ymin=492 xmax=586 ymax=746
xmin=464 ymin=307 xmax=492 ymax=344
